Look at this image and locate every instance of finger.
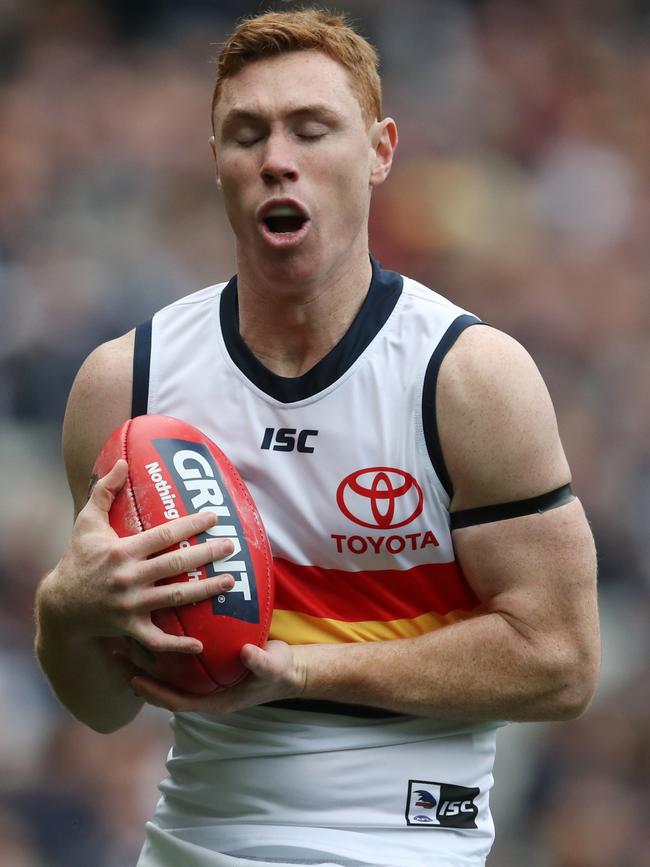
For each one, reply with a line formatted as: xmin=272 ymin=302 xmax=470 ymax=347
xmin=240 ymin=641 xmax=298 ymax=695
xmin=240 ymin=643 xmax=267 ymax=674
xmin=131 ymin=623 xmax=204 ymax=655
xmin=135 ymin=538 xmax=235 ymax=585
xmin=125 ymin=511 xmax=221 ymax=559
xmin=141 ymin=573 xmax=235 ymax=612
xmin=86 ymin=460 xmax=129 ymax=516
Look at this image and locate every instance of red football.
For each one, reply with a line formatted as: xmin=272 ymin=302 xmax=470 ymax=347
xmin=92 ymin=414 xmax=274 ymax=694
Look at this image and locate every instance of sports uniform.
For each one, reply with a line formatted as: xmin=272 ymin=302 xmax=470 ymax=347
xmin=134 ymin=258 xmax=500 ymax=867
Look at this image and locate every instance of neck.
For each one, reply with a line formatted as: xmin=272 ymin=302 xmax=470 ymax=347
xmin=234 ymin=247 xmax=373 ymax=378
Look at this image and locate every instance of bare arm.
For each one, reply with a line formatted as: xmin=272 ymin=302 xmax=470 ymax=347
xmin=35 ymin=333 xmax=235 ymax=732
xmin=130 ymin=326 xmax=599 ymax=722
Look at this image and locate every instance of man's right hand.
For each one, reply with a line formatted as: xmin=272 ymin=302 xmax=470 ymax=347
xmin=40 ymin=458 xmax=236 ymax=656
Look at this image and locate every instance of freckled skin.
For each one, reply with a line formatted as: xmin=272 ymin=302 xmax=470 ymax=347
xmin=209 ymin=51 xmax=398 ymax=378
xmin=212 ymin=50 xmax=381 ymax=293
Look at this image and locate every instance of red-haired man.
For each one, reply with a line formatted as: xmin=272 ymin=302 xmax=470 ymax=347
xmin=36 ymin=10 xmax=599 ymax=867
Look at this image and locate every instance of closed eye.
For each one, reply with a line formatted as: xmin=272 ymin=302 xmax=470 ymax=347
xmin=296 ymin=132 xmax=326 ymax=142
xmin=294 ymin=121 xmax=330 ymax=141
xmin=236 ymin=135 xmax=264 ymax=147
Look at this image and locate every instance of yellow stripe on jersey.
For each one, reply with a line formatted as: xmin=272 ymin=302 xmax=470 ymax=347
xmin=269 ymin=607 xmax=477 ymax=645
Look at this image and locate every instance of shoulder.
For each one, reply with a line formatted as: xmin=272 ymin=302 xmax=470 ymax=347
xmin=401 ymin=273 xmax=473 ymax=317
xmin=436 ymin=325 xmax=571 ymax=510
xmin=62 ymin=331 xmax=135 ymax=514
xmin=156 ymin=282 xmax=229 ymax=317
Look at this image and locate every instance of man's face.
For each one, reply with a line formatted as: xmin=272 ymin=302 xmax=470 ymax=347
xmin=211 ymin=50 xmax=387 ymax=286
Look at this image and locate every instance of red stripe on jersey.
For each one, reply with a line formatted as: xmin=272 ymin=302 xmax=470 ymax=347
xmin=272 ymin=557 xmax=478 ymax=623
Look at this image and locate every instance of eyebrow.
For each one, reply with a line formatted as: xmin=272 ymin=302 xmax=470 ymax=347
xmin=221 ymin=104 xmax=342 ymax=129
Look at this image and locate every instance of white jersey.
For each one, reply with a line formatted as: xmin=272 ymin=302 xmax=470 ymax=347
xmin=134 ymin=259 xmax=500 ymax=867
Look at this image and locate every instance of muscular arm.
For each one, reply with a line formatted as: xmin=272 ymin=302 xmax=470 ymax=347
xmin=130 ymin=326 xmax=599 ymax=722
xmin=35 ymin=334 xmax=141 ymax=732
xmin=294 ymin=326 xmax=599 ymax=720
xmin=35 ymin=333 xmax=235 ymax=732
xmin=293 ymin=327 xmax=599 ymax=720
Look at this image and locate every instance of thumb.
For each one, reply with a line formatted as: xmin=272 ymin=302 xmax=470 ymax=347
xmin=241 ymin=640 xmax=289 ymax=679
xmin=87 ymin=459 xmax=129 ymax=516
xmin=240 ymin=643 xmax=270 ymax=676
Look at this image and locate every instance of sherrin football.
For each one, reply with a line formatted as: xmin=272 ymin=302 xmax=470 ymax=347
xmin=92 ymin=414 xmax=274 ymax=694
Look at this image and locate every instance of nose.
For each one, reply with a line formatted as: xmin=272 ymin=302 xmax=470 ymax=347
xmin=260 ymin=131 xmax=298 ymax=184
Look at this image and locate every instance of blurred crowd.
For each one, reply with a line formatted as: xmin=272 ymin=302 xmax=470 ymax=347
xmin=0 ymin=0 xmax=648 ymax=864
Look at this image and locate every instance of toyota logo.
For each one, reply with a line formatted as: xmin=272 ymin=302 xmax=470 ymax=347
xmin=336 ymin=467 xmax=424 ymax=529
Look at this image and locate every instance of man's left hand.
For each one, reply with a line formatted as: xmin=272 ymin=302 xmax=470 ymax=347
xmin=124 ymin=640 xmax=306 ymax=714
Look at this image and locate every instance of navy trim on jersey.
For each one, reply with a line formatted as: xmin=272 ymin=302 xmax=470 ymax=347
xmin=266 ymin=699 xmax=403 ymax=718
xmin=450 ymin=483 xmax=576 ymax=530
xmin=220 ymin=256 xmax=404 ymax=403
xmin=131 ymin=320 xmax=152 ymax=417
xmin=421 ymin=314 xmax=482 ymax=498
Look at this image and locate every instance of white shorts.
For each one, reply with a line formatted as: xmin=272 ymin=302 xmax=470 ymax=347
xmin=137 ymin=706 xmax=499 ymax=867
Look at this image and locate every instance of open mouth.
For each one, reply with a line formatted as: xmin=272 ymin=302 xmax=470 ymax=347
xmin=262 ymin=205 xmax=309 ymax=235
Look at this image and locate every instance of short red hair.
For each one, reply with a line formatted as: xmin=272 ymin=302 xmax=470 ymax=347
xmin=212 ymin=8 xmax=382 ymax=128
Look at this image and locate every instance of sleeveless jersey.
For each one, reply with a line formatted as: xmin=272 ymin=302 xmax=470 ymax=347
xmin=134 ymin=259 xmax=500 ymax=867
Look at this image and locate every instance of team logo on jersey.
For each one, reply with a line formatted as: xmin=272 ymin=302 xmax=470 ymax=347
xmin=336 ymin=467 xmax=424 ymax=529
xmin=405 ymin=780 xmax=479 ymax=829
xmin=260 ymin=427 xmax=318 ymax=453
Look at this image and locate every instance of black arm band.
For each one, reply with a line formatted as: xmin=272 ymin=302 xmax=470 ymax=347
xmin=132 ymin=319 xmax=152 ymax=418
xmin=450 ymin=483 xmax=575 ymax=530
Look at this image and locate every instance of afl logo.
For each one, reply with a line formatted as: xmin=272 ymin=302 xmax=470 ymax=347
xmin=336 ymin=467 xmax=424 ymax=530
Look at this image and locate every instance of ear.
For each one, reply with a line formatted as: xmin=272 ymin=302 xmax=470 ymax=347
xmin=369 ymin=118 xmax=398 ymax=188
xmin=209 ymin=136 xmax=222 ymax=188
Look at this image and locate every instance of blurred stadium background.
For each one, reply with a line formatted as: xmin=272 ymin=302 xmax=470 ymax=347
xmin=1 ymin=0 xmax=649 ymax=864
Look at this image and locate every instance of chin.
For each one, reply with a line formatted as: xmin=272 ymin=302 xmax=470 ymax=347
xmin=257 ymin=245 xmax=323 ymax=285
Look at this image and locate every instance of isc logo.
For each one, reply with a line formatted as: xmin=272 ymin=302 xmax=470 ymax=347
xmin=261 ymin=427 xmax=318 ymax=453
xmin=438 ymin=800 xmax=475 ymax=817
xmin=405 ymin=780 xmax=479 ymax=829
